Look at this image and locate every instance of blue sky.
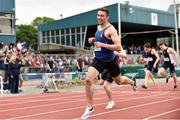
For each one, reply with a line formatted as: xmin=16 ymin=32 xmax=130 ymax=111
xmin=16 ymin=0 xmax=178 ymax=25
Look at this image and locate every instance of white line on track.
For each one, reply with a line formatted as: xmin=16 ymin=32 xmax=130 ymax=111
xmin=0 ymin=90 xmax=135 ymax=106
xmin=6 ymin=92 xmax=171 ymax=119
xmin=0 ymin=91 xmax=84 ymax=102
xmin=144 ymin=108 xmax=180 ymax=120
xmin=0 ymin=94 xmax=124 ymax=112
xmin=0 ymin=93 xmax=176 ymax=113
xmin=0 ymin=88 xmax=147 ymax=106
xmin=85 ymin=97 xmax=180 ymax=119
xmin=0 ymin=85 xmax=126 ymax=102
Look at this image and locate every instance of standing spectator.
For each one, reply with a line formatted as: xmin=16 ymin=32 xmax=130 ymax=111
xmin=47 ymin=56 xmax=55 ymax=73
xmin=76 ymin=54 xmax=85 ymax=72
xmin=76 ymin=54 xmax=85 ymax=80
xmin=4 ymin=53 xmax=10 ymax=91
xmin=43 ymin=56 xmax=55 ymax=92
xmin=8 ymin=55 xmax=21 ymax=94
xmin=0 ymin=45 xmax=5 ymax=89
xmin=18 ymin=56 xmax=26 ymax=92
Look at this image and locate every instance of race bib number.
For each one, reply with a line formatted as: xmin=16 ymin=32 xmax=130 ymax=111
xmin=94 ymin=46 xmax=101 ymax=52
xmin=164 ymin=57 xmax=170 ymax=61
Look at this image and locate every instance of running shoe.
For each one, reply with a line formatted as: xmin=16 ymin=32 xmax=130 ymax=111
xmin=106 ymin=101 xmax=115 ymax=109
xmin=81 ymin=106 xmax=94 ymax=120
xmin=132 ymin=78 xmax=137 ymax=91
xmin=141 ymin=84 xmax=148 ymax=89
xmin=132 ymin=77 xmax=137 ymax=87
xmin=43 ymin=87 xmax=48 ymax=93
xmin=174 ymin=85 xmax=177 ymax=91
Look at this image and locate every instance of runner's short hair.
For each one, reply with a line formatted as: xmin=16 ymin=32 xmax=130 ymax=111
xmin=159 ymin=42 xmax=165 ymax=46
xmin=144 ymin=42 xmax=151 ymax=48
xmin=99 ymin=7 xmax=109 ymax=16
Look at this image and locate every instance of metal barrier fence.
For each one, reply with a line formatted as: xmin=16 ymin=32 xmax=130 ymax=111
xmin=21 ymin=72 xmax=87 ymax=92
xmin=21 ymin=72 xmax=87 ymax=81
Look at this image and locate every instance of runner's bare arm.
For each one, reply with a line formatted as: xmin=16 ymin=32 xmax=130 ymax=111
xmin=114 ymin=46 xmax=126 ymax=58
xmin=168 ymin=48 xmax=177 ymax=57
xmin=168 ymin=48 xmax=178 ymax=65
xmin=152 ymin=49 xmax=160 ymax=67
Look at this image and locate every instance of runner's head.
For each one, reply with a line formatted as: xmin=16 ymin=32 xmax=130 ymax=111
xmin=97 ymin=7 xmax=109 ymax=25
xmin=143 ymin=42 xmax=152 ymax=53
xmin=158 ymin=42 xmax=166 ymax=51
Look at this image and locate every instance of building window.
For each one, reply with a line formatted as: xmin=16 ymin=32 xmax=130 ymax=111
xmin=56 ymin=36 xmax=60 ymax=44
xmin=43 ymin=26 xmax=87 ymax=47
xmin=82 ymin=26 xmax=86 ymax=32
xmin=66 ymin=28 xmax=70 ymax=45
xmin=77 ymin=33 xmax=81 ymax=47
xmin=47 ymin=31 xmax=50 ymax=43
xmin=71 ymin=27 xmax=76 ymax=47
xmin=42 ymin=31 xmax=46 ymax=43
xmin=60 ymin=29 xmax=65 ymax=45
xmin=61 ymin=29 xmax=64 ymax=34
xmin=42 ymin=31 xmax=51 ymax=43
xmin=56 ymin=30 xmax=59 ymax=36
xmin=71 ymin=28 xmax=75 ymax=34
xmin=61 ymin=35 xmax=65 ymax=45
xmin=51 ymin=30 xmax=55 ymax=43
xmin=72 ymin=34 xmax=76 ymax=46
xmin=55 ymin=30 xmax=60 ymax=44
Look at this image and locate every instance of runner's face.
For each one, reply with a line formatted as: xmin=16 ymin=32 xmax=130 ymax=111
xmin=159 ymin=45 xmax=165 ymax=51
xmin=144 ymin=47 xmax=150 ymax=52
xmin=97 ymin=11 xmax=109 ymax=25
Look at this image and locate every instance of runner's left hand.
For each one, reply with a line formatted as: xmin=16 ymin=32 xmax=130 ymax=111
xmin=94 ymin=42 xmax=103 ymax=48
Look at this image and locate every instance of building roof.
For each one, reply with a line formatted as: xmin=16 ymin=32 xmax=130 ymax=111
xmin=168 ymin=3 xmax=180 ymax=13
xmin=0 ymin=0 xmax=15 ymax=14
xmin=39 ymin=3 xmax=175 ymax=31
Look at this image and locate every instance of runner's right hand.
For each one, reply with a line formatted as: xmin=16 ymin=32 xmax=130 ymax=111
xmin=88 ymin=37 xmax=95 ymax=44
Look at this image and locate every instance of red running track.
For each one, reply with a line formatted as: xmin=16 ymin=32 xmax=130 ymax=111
xmin=0 ymin=81 xmax=180 ymax=120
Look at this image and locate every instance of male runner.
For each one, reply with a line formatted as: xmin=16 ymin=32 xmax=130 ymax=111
xmin=158 ymin=43 xmax=178 ymax=90
xmin=81 ymin=7 xmax=136 ymax=120
xmin=142 ymin=42 xmax=160 ymax=89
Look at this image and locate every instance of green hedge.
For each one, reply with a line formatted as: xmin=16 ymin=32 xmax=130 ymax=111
xmin=121 ymin=64 xmax=180 ymax=78
xmin=121 ymin=64 xmax=144 ymax=75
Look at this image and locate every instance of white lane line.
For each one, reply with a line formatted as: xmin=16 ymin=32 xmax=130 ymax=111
xmin=86 ymin=97 xmax=180 ymax=119
xmin=0 ymin=91 xmax=86 ymax=102
xmin=7 ymin=93 xmax=169 ymax=120
xmin=0 ymin=94 xmax=124 ymax=112
xmin=0 ymin=92 xmax=127 ymax=107
xmin=0 ymin=93 xmax=175 ymax=113
xmin=0 ymin=85 xmax=137 ymax=102
xmin=0 ymin=94 xmax=86 ymax=106
xmin=144 ymin=108 xmax=180 ymax=120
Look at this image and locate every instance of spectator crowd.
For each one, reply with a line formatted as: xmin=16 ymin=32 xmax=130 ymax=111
xmin=1 ymin=42 xmax=178 ymax=94
xmin=0 ymin=42 xmax=94 ymax=94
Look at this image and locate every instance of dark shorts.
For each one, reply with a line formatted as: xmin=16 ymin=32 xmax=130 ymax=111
xmin=77 ymin=67 xmax=83 ymax=72
xmin=101 ymin=69 xmax=113 ymax=83
xmin=144 ymin=65 xmax=147 ymax=68
xmin=146 ymin=64 xmax=158 ymax=73
xmin=162 ymin=63 xmax=175 ymax=73
xmin=91 ymin=57 xmax=120 ymax=77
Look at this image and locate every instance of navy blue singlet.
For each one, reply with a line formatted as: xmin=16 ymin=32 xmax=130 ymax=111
xmin=94 ymin=25 xmax=115 ymax=62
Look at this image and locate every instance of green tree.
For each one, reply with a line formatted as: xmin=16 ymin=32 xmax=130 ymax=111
xmin=31 ymin=16 xmax=55 ymax=28
xmin=16 ymin=17 xmax=55 ymax=50
xmin=16 ymin=25 xmax=37 ymax=49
